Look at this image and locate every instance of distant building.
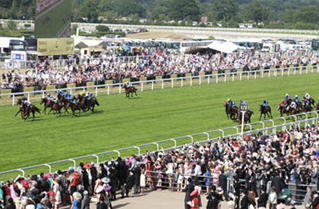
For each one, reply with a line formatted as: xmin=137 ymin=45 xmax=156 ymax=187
xmin=200 ymin=16 xmax=208 ymax=24
xmin=239 ymin=23 xmax=254 ymax=28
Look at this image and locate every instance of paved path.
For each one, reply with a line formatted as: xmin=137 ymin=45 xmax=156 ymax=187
xmin=87 ymin=190 xmax=303 ymax=209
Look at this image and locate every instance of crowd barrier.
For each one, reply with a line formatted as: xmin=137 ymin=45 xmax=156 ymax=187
xmin=0 ymin=113 xmax=317 ymax=180
xmin=0 ymin=64 xmax=317 ymax=106
xmin=141 ymin=170 xmax=317 ymax=205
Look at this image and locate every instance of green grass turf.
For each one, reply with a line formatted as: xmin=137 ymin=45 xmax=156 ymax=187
xmin=0 ymin=73 xmax=317 ymax=175
xmin=35 ymin=0 xmax=72 ymax=38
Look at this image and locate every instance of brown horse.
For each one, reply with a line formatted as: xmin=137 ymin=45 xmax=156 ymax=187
xmin=67 ymin=102 xmax=81 ymax=116
xmin=40 ymin=98 xmax=64 ymax=115
xmin=78 ymin=94 xmax=99 ymax=112
xmin=238 ymin=110 xmax=253 ymax=124
xmin=259 ymin=105 xmax=272 ymax=120
xmin=15 ymin=99 xmax=41 ymax=120
xmin=224 ymin=101 xmax=238 ymax=120
xmin=123 ymin=84 xmax=138 ymax=98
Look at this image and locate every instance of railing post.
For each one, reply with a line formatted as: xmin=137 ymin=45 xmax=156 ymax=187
xmin=254 ymin=72 xmax=257 ymax=79
xmin=199 ymin=76 xmax=202 ymax=85
xmin=218 ymin=129 xmax=225 ymax=137
xmin=152 ymin=81 xmax=154 ymax=90
xmin=152 ymin=142 xmax=160 ymax=151
xmin=181 ymin=78 xmax=183 ymax=87
xmin=141 ymin=82 xmax=144 ymax=91
xmin=224 ymin=73 xmax=227 ymax=82
xmin=247 ymin=72 xmax=250 ymax=80
xmin=42 ymin=91 xmax=45 ymax=98
xmin=68 ymin=159 xmax=76 ymax=168
xmin=261 ymin=70 xmax=264 ymax=78
xmin=107 ymin=85 xmax=110 ymax=95
xmin=239 ymin=72 xmax=242 ymax=81
xmin=161 ymin=80 xmax=164 ymax=89
xmin=281 ymin=68 xmax=284 ymax=77
xmin=118 ymin=85 xmax=122 ymax=94
xmin=187 ymin=135 xmax=194 ymax=144
xmin=12 ymin=94 xmax=15 ymax=106
xmin=92 ymin=155 xmax=99 ymax=164
xmin=216 ymin=75 xmax=218 ymax=83
xmin=27 ymin=92 xmax=30 ymax=101
xmin=203 ymin=132 xmax=210 ymax=140
xmin=170 ymin=139 xmax=177 ymax=148
xmin=134 ymin=146 xmax=141 ymax=155
xmin=208 ymin=76 xmax=211 ymax=84
xmin=171 ymin=79 xmax=174 ymax=88
xmin=17 ymin=169 xmax=25 ymax=177
xmin=190 ymin=77 xmax=193 ymax=86
xmin=44 ymin=164 xmax=52 ymax=173
xmin=95 ymin=87 xmax=98 ymax=96
xmin=112 ymin=150 xmax=121 ymax=157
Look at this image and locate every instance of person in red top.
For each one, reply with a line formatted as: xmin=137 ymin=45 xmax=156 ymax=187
xmin=188 ymin=189 xmax=199 ymax=209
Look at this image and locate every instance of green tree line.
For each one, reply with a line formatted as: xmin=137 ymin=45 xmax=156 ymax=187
xmin=1 ymin=0 xmax=319 ymax=29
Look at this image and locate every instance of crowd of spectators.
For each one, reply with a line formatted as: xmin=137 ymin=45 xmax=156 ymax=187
xmin=1 ymin=125 xmax=319 ymax=209
xmin=1 ymin=48 xmax=319 ymax=91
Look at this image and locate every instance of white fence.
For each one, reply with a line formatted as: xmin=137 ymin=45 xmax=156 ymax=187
xmin=0 ymin=112 xmax=317 ymax=178
xmin=0 ymin=65 xmax=317 ymax=106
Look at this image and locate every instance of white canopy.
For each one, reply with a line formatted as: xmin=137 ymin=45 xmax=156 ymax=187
xmin=207 ymin=41 xmax=239 ymax=54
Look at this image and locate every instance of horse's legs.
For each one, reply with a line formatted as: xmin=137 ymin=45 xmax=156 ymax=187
xmin=259 ymin=113 xmax=262 ymax=121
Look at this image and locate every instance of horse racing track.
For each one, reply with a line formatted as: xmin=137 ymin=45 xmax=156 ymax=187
xmin=0 ymin=73 xmax=318 ymax=177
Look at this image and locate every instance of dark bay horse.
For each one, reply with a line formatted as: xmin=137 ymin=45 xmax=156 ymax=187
xmin=67 ymin=102 xmax=81 ymax=116
xmin=259 ymin=105 xmax=272 ymax=120
xmin=123 ymin=84 xmax=137 ymax=98
xmin=40 ymin=98 xmax=64 ymax=115
xmin=15 ymin=99 xmax=41 ymax=120
xmin=78 ymin=94 xmax=100 ymax=112
xmin=224 ymin=102 xmax=238 ymax=120
xmin=238 ymin=110 xmax=253 ymax=124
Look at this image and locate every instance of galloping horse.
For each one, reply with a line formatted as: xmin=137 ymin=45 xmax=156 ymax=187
xmin=78 ymin=94 xmax=100 ymax=112
xmin=67 ymin=102 xmax=81 ymax=116
xmin=259 ymin=105 xmax=272 ymax=120
xmin=123 ymin=84 xmax=138 ymax=98
xmin=40 ymin=98 xmax=64 ymax=115
xmin=238 ymin=110 xmax=253 ymax=124
xmin=15 ymin=99 xmax=41 ymax=120
xmin=224 ymin=101 xmax=238 ymax=120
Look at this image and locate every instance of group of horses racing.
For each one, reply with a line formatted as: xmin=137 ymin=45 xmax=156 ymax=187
xmin=224 ymin=93 xmax=319 ymax=124
xmin=15 ymin=83 xmax=139 ymax=120
xmin=15 ymin=91 xmax=100 ymax=120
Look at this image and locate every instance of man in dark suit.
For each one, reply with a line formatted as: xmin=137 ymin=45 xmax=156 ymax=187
xmin=184 ymin=178 xmax=195 ymax=209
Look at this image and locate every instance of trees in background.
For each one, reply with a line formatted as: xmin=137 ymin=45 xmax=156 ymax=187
xmin=1 ymin=0 xmax=319 ymax=29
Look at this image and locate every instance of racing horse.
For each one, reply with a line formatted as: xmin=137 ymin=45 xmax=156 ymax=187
xmin=40 ymin=98 xmax=64 ymax=115
xmin=123 ymin=84 xmax=138 ymax=98
xmin=78 ymin=94 xmax=100 ymax=112
xmin=15 ymin=98 xmax=41 ymax=120
xmin=66 ymin=101 xmax=81 ymax=116
xmin=224 ymin=101 xmax=238 ymax=120
xmin=259 ymin=105 xmax=272 ymax=120
xmin=238 ymin=110 xmax=253 ymax=124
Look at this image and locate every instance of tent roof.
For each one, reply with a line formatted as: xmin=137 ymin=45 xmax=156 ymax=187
xmin=207 ymin=41 xmax=239 ymax=54
xmin=75 ymin=42 xmax=89 ymax=49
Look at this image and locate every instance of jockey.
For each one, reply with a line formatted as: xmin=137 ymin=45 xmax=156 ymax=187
xmin=289 ymin=101 xmax=297 ymax=110
xmin=294 ymin=95 xmax=300 ymax=103
xmin=64 ymin=92 xmax=72 ymax=100
xmin=262 ymin=100 xmax=269 ymax=107
xmin=85 ymin=92 xmax=93 ymax=99
xmin=22 ymin=98 xmax=31 ymax=107
xmin=71 ymin=97 xmax=79 ymax=105
xmin=231 ymin=101 xmax=236 ymax=108
xmin=284 ymin=93 xmax=290 ymax=102
xmin=304 ymin=93 xmax=311 ymax=100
